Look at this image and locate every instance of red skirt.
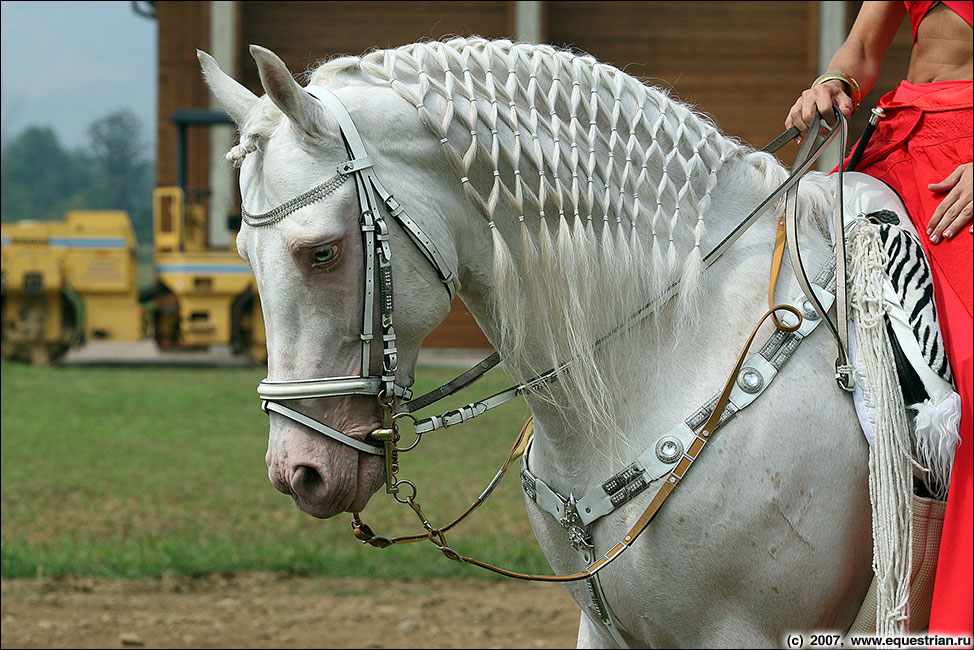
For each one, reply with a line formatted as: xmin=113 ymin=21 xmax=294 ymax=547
xmin=848 ymin=80 xmax=973 ymax=638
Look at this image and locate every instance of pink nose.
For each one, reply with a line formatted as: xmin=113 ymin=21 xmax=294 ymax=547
xmin=287 ymin=465 xmax=349 ymax=518
xmin=291 ymin=465 xmax=326 ymax=499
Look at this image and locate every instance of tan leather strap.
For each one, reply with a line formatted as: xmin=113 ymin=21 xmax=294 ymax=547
xmin=358 ymin=304 xmax=801 ymax=582
xmin=352 ymin=419 xmax=531 ymax=548
xmin=769 ymin=215 xmax=789 ymax=329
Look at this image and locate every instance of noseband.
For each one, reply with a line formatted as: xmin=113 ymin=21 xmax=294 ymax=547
xmin=250 ymin=85 xmax=460 ymax=457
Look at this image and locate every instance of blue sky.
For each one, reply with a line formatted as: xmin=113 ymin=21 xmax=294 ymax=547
xmin=1 ymin=1 xmax=157 ymax=154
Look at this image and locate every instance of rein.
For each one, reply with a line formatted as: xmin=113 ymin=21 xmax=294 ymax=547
xmin=249 ymin=84 xmax=851 ymax=586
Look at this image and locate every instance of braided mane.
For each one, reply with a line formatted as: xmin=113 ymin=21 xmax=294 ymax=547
xmin=304 ymin=38 xmax=762 ymax=440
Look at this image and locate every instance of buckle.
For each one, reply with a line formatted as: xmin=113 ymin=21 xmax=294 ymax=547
xmin=835 ymin=362 xmax=856 ymax=392
xmin=338 ymin=156 xmax=373 ymax=175
xmin=384 ymin=195 xmax=404 ymax=217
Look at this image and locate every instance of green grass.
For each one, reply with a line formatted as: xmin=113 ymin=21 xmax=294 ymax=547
xmin=0 ymin=360 xmax=547 ymax=579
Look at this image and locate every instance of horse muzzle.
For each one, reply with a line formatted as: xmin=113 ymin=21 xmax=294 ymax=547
xmin=266 ymin=410 xmax=387 ymax=519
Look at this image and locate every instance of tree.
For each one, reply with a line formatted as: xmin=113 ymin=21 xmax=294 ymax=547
xmin=83 ymin=110 xmax=154 ymax=243
xmin=0 ymin=110 xmax=155 ymax=244
xmin=0 ymin=126 xmax=90 ymax=222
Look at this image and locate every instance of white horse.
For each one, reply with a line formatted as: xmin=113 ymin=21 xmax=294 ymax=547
xmin=200 ymin=38 xmax=872 ymax=648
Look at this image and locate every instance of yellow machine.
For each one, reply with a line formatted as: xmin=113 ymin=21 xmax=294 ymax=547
xmin=1 ymin=110 xmax=267 ymax=365
xmin=148 ymin=108 xmax=265 ymax=364
xmin=151 ymin=185 xmax=266 ymax=363
xmin=1 ymin=211 xmax=141 ymax=363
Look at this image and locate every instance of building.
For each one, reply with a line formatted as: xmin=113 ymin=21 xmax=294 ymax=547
xmin=153 ymin=1 xmax=912 ymax=348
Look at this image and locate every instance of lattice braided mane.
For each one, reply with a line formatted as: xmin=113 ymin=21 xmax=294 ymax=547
xmin=310 ymin=37 xmax=749 ymax=438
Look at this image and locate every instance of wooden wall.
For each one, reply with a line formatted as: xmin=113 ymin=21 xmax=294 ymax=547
xmin=157 ymin=1 xmax=914 ymax=349
xmin=545 ymin=1 xmax=913 ymax=160
xmin=548 ymin=1 xmax=818 ymax=155
xmin=239 ymin=1 xmax=514 ymax=92
xmin=156 ymin=2 xmax=210 ymax=193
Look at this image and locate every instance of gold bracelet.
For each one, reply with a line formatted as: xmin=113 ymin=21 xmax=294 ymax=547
xmin=813 ymin=71 xmax=862 ymax=111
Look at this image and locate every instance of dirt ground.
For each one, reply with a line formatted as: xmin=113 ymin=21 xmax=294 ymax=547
xmin=1 ymin=573 xmax=580 ymax=649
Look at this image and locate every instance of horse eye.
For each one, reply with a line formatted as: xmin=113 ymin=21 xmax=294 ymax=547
xmin=312 ymin=245 xmax=338 ymax=265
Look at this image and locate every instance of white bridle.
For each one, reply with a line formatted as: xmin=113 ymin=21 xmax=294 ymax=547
xmin=250 ymin=85 xmax=460 ymax=456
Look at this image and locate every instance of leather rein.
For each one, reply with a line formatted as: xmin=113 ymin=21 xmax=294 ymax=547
xmin=248 ymin=84 xmax=851 ymax=582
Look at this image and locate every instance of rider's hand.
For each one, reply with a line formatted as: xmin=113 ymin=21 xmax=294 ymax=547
xmin=928 ymin=162 xmax=973 ymax=243
xmin=785 ymin=80 xmax=856 ymax=142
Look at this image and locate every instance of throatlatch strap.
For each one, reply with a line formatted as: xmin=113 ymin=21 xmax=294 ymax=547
xmin=401 ymin=352 xmax=502 ymax=413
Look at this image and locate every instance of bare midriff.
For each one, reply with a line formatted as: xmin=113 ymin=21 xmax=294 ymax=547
xmin=907 ymin=3 xmax=973 ymax=83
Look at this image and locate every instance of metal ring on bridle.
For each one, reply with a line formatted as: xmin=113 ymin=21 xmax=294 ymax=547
xmin=392 ymin=479 xmax=418 ymax=504
xmin=391 ymin=412 xmax=423 ymax=451
xmin=377 ymin=390 xmax=396 ymax=409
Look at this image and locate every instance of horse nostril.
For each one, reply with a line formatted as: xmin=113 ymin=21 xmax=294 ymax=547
xmin=290 ymin=465 xmax=326 ymax=501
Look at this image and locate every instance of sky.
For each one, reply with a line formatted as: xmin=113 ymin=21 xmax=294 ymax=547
xmin=1 ymin=1 xmax=157 ymax=154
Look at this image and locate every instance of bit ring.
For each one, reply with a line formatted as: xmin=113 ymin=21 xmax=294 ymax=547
xmin=392 ymin=412 xmax=423 ymax=451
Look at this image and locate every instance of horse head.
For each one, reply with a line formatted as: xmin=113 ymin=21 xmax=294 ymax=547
xmin=200 ymin=46 xmax=460 ymax=518
xmin=199 ymin=37 xmax=792 ymax=519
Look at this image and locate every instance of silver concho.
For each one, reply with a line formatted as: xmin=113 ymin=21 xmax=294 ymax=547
xmin=802 ymin=299 xmax=820 ymax=321
xmin=737 ymin=367 xmax=764 ymax=394
xmin=655 ymin=436 xmax=684 ymax=464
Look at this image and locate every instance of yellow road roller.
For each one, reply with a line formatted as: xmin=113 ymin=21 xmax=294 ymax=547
xmin=1 ymin=210 xmax=141 ymax=363
xmin=1 ymin=110 xmax=267 ymax=365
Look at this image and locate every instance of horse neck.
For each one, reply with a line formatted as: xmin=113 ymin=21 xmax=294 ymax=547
xmin=451 ymin=147 xmax=818 ymax=485
xmin=326 ymin=52 xmax=833 ymax=481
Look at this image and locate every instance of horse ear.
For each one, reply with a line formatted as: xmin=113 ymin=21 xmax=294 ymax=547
xmin=197 ymin=50 xmax=258 ymax=126
xmin=249 ymin=44 xmax=326 ymax=138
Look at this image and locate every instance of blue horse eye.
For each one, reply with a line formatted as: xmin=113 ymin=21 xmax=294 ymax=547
xmin=313 ymin=247 xmax=336 ymax=263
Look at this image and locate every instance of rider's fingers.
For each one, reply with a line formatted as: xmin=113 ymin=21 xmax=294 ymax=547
xmin=834 ymin=94 xmax=855 ymax=121
xmin=800 ymin=89 xmax=821 ymax=132
xmin=817 ymin=89 xmax=837 ymax=127
xmin=788 ymin=96 xmax=812 ymax=135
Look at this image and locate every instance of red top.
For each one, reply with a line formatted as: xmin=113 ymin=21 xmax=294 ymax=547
xmin=904 ymin=1 xmax=974 ymax=42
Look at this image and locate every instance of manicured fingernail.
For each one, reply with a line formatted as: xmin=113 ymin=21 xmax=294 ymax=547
xmin=944 ymin=229 xmax=952 ymax=239
xmin=927 ymin=227 xmax=933 ymax=234
xmin=930 ymin=234 xmax=939 ymax=243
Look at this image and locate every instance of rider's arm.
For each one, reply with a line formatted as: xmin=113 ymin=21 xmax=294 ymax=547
xmin=786 ymin=1 xmax=906 ymax=135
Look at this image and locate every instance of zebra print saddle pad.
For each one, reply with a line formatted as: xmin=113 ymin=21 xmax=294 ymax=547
xmin=873 ymin=218 xmax=952 ymax=397
xmin=842 ymin=173 xmax=961 ymax=498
